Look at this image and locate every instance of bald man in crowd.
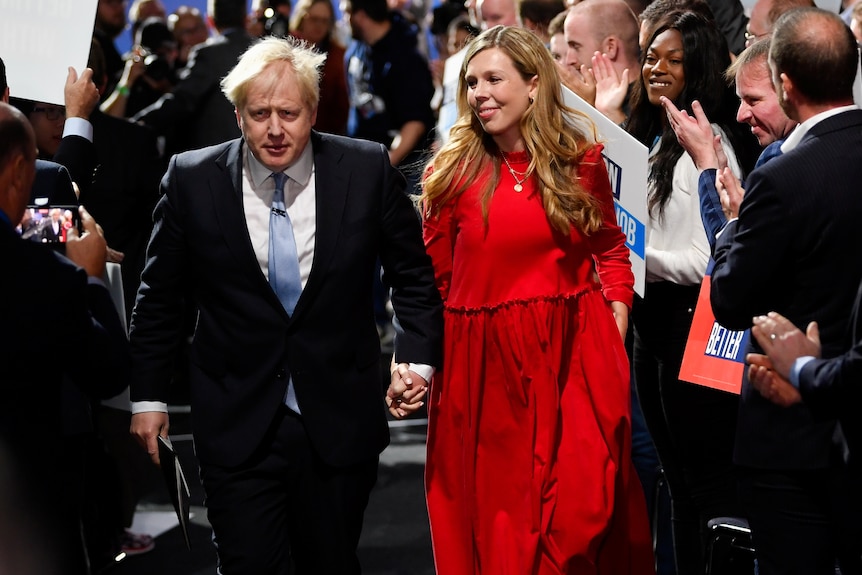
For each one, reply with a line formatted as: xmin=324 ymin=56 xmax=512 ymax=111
xmin=563 ymin=0 xmax=640 ymax=123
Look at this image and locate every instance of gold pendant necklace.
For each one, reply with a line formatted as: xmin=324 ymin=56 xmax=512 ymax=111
xmin=501 ymin=154 xmax=530 ymax=193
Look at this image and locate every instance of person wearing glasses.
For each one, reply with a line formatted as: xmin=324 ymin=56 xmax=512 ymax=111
xmin=1 ymin=57 xmax=99 ymax=202
xmin=12 ymin=101 xmax=67 ymax=159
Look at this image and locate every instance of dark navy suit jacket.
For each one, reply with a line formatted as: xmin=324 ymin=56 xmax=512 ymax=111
xmin=129 ymin=132 xmax=443 ymax=468
xmin=0 ymin=216 xmax=129 ymax=504
xmin=31 ymin=159 xmax=78 ymax=206
xmin=797 ymin=278 xmax=862 ymax=469
xmin=711 ymin=109 xmax=862 ymax=469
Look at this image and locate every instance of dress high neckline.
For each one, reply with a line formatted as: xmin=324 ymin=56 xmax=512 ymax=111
xmin=501 ymin=150 xmax=530 ymax=164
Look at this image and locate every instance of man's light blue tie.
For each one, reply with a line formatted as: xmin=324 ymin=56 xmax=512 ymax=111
xmin=268 ymin=172 xmax=302 ymax=316
xmin=269 ymin=172 xmax=303 ymax=413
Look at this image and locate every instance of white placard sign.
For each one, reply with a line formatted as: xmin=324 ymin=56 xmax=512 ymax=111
xmin=1 ymin=0 xmax=99 ymax=105
xmin=561 ymin=85 xmax=648 ymax=296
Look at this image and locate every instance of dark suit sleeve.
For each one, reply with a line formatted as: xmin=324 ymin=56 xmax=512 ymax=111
xmin=376 ymin=146 xmax=444 ymax=368
xmin=30 ymin=161 xmax=78 ymax=206
xmin=58 ymin=262 xmax=130 ymax=400
xmin=698 ymin=169 xmax=728 ymax=250
xmin=710 ymin=168 xmax=793 ymax=330
xmin=799 ymin=349 xmax=862 ymax=415
xmin=127 ymin=156 xmax=190 ymax=402
xmin=50 ymin=164 xmax=78 ymax=205
xmin=53 ymin=135 xmax=96 ymax=197
xmin=798 ymin=284 xmax=862 ymax=414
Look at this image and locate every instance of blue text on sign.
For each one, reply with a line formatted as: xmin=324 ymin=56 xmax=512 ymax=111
xmin=614 ymin=202 xmax=645 ymax=259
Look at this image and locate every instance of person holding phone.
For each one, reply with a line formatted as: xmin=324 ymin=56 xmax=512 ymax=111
xmin=0 ymin=101 xmax=130 ymax=575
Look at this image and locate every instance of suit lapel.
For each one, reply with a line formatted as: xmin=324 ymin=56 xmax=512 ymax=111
xmin=212 ymin=140 xmax=289 ymax=319
xmin=291 ymin=133 xmax=350 ymax=322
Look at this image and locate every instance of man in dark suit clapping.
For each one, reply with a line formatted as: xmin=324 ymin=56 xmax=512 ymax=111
xmin=710 ymin=8 xmax=862 ymax=575
xmin=129 ymin=36 xmax=443 ymax=573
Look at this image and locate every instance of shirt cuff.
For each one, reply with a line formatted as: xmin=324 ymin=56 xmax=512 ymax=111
xmin=715 ymin=216 xmax=738 ymax=241
xmin=131 ymin=400 xmax=169 ymax=414
xmin=63 ymin=117 xmax=94 ymax=142
xmin=789 ymin=356 xmax=816 ymax=389
xmin=407 ymin=362 xmax=435 ymax=382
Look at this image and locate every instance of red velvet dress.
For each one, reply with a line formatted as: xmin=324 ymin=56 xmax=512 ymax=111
xmin=423 ymin=146 xmax=655 ymax=574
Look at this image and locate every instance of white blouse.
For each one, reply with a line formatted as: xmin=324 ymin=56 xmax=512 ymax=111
xmin=644 ymin=125 xmax=742 ymax=286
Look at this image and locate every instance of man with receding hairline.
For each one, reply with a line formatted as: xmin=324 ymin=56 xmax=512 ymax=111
xmin=563 ymin=0 xmax=640 ymax=122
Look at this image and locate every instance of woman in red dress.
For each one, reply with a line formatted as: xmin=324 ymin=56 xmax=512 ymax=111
xmin=417 ymin=25 xmax=654 ymax=574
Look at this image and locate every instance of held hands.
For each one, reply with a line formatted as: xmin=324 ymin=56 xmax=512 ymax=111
xmin=386 ymin=362 xmax=429 ymax=419
xmin=64 ymin=67 xmax=100 ymax=120
xmin=131 ymin=411 xmax=170 ymax=466
xmin=65 ymin=206 xmax=107 ymax=279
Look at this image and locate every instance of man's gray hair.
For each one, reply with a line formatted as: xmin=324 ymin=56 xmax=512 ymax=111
xmin=221 ymin=36 xmax=327 ymax=111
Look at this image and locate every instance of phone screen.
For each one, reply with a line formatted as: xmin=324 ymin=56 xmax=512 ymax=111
xmin=18 ymin=205 xmax=81 ymax=248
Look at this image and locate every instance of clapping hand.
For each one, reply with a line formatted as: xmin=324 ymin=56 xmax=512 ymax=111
xmin=592 ymin=52 xmax=629 ymax=125
xmin=746 ymin=312 xmax=821 ymax=407
xmin=716 ymin=163 xmax=745 ymax=220
xmin=661 ymin=98 xmax=719 ymax=170
xmin=560 ymin=63 xmax=596 ymax=107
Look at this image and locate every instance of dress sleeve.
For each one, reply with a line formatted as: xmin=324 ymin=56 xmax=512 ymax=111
xmin=423 ymin=198 xmax=456 ymax=303
xmin=580 ymin=144 xmax=635 ymax=308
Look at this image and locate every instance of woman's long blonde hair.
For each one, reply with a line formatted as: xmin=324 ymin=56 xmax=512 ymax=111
xmin=420 ymin=25 xmax=605 ymax=235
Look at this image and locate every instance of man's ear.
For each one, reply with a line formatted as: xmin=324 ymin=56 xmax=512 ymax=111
xmin=1 ymin=86 xmax=9 ymax=103
xmin=602 ymin=36 xmax=618 ymax=61
xmin=780 ymin=72 xmax=793 ymax=104
xmin=235 ymin=107 xmax=242 ymax=130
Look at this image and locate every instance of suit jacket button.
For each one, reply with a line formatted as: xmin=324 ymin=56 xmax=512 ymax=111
xmin=276 ymin=369 xmax=286 ymax=379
